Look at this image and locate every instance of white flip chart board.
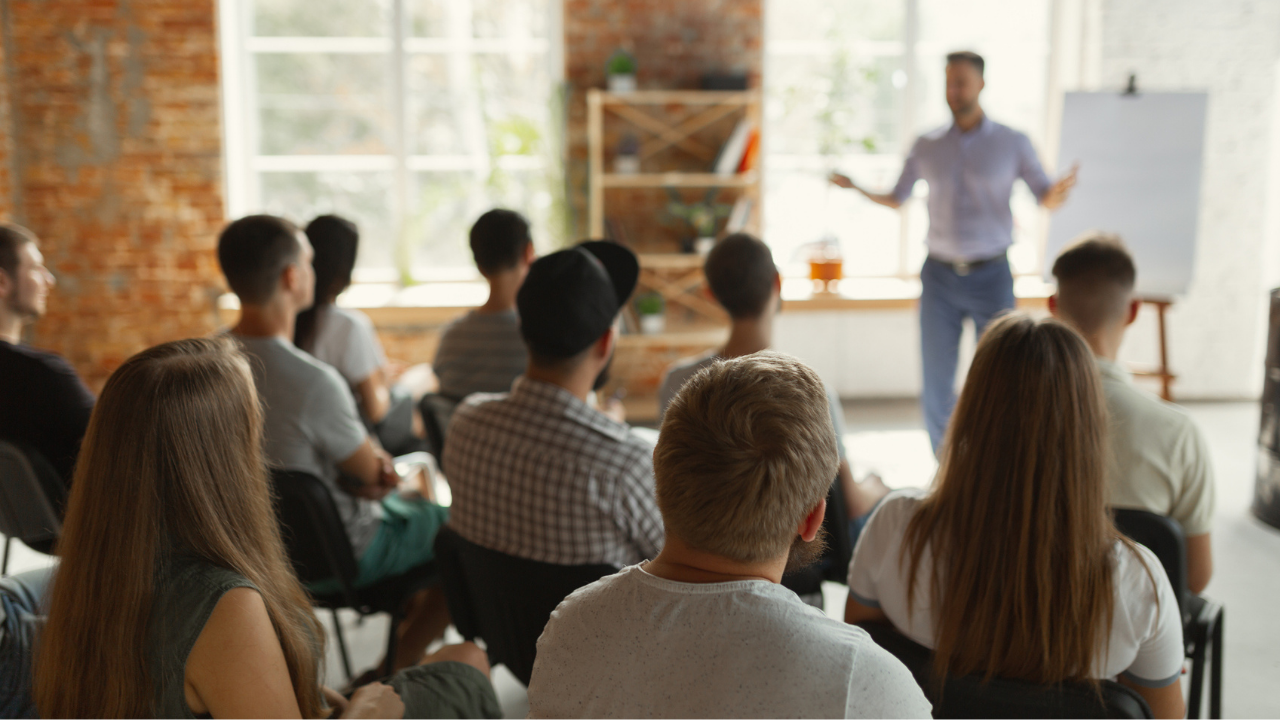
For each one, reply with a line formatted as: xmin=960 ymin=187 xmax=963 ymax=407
xmin=1045 ymin=91 xmax=1209 ymax=298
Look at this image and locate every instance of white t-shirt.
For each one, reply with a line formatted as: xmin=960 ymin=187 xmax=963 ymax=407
xmin=847 ymin=491 xmax=1185 ymax=688
xmin=528 ymin=564 xmax=932 ymax=719
xmin=310 ymin=305 xmax=387 ymax=386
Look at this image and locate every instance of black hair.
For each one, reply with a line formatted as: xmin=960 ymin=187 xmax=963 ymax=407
xmin=470 ymin=209 xmax=531 ymax=275
xmin=216 ymin=215 xmax=302 ymax=305
xmin=1052 ymin=233 xmax=1136 ymax=291
xmin=704 ymin=233 xmax=779 ymax=320
xmin=294 ymin=215 xmax=359 ymax=353
xmin=946 ymin=50 xmax=985 ymax=76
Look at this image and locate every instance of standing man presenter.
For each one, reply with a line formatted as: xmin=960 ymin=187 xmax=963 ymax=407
xmin=831 ymin=51 xmax=1077 ymax=453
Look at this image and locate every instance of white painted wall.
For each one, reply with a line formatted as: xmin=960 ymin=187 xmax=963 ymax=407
xmin=777 ymin=0 xmax=1280 ymax=401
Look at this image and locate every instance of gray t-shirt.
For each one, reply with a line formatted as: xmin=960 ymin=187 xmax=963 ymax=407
xmin=659 ymin=352 xmax=847 ymax=459
xmin=233 ymin=334 xmax=381 ymax=557
xmin=433 ymin=309 xmax=528 ymax=402
xmin=528 ymin=564 xmax=932 ymax=718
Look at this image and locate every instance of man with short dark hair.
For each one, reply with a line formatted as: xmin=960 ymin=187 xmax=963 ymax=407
xmin=659 ymin=233 xmax=888 ymax=541
xmin=0 ymin=223 xmax=94 ymax=503
xmin=1049 ymin=232 xmax=1216 ymax=593
xmin=432 ymin=209 xmax=534 ymax=404
xmin=832 ymin=50 xmax=1078 ymax=453
xmin=443 ymin=241 xmax=663 ymax=568
xmin=219 ymin=214 xmax=450 ymax=671
xmin=528 ymin=352 xmax=930 ymax=718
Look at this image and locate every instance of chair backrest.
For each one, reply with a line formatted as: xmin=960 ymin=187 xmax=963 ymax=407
xmin=781 ymin=471 xmax=853 ymax=596
xmin=1111 ymin=508 xmax=1189 ymax=613
xmin=0 ymin=441 xmax=61 ymax=547
xmin=858 ymin=621 xmax=1153 ymax=719
xmin=418 ymin=393 xmax=458 ymax=459
xmin=433 ymin=525 xmax=617 ymax=686
xmin=269 ymin=469 xmax=360 ymax=598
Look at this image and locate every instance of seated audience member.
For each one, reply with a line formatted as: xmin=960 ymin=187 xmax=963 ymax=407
xmin=1050 ymin=233 xmax=1216 ymax=593
xmin=0 ymin=223 xmax=94 ymax=506
xmin=33 ymin=337 xmax=500 ymax=719
xmin=433 ymin=209 xmax=533 ymax=404
xmin=658 ymin=233 xmax=888 ymax=541
xmin=528 ymin=352 xmax=931 ymax=719
xmin=294 ymin=215 xmax=422 ymax=454
xmin=219 ymin=215 xmax=449 ymax=672
xmin=443 ymin=241 xmax=663 ymax=567
xmin=0 ymin=567 xmax=54 ymax=719
xmin=846 ymin=314 xmax=1186 ymax=719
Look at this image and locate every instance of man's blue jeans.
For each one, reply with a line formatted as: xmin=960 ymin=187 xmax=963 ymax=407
xmin=919 ymin=255 xmax=1016 ymax=453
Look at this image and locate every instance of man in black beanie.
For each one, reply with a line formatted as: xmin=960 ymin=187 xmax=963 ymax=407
xmin=442 ymin=241 xmax=664 ymax=567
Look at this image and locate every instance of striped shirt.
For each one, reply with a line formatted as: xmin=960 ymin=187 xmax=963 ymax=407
xmin=433 ymin=309 xmax=528 ymax=402
xmin=442 ymin=376 xmax=664 ymax=567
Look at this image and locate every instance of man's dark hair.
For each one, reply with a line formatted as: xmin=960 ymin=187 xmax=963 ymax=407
xmin=470 ymin=209 xmax=531 ymax=275
xmin=1051 ymin=232 xmax=1137 ymax=334
xmin=0 ymin=223 xmax=37 ymax=281
xmin=217 ymin=215 xmax=302 ymax=305
xmin=946 ymin=50 xmax=985 ymax=76
xmin=704 ymin=233 xmax=778 ymax=320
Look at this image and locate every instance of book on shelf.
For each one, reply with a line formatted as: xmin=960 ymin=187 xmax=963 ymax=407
xmin=737 ymin=127 xmax=760 ymax=173
xmin=713 ymin=119 xmax=754 ymax=176
xmin=725 ymin=196 xmax=753 ymax=234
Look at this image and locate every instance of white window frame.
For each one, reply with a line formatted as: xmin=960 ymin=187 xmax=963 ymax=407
xmin=217 ymin=0 xmax=564 ymax=285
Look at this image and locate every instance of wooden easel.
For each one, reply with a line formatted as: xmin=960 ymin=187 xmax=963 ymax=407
xmin=1131 ymin=298 xmax=1175 ymax=401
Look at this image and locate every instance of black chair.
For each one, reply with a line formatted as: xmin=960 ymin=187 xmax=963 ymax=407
xmin=1112 ymin=508 xmax=1224 ymax=719
xmin=781 ymin=471 xmax=854 ymax=604
xmin=433 ymin=525 xmax=617 ymax=686
xmin=417 ymin=393 xmax=458 ymax=460
xmin=857 ymin=621 xmax=1153 ymax=719
xmin=269 ymin=469 xmax=437 ymax=681
xmin=0 ymin=441 xmax=62 ymax=575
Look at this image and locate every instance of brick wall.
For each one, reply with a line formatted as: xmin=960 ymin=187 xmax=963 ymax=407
xmin=0 ymin=0 xmax=226 ymax=390
xmin=563 ymin=0 xmax=763 ymax=243
xmin=0 ymin=19 xmax=15 ymax=223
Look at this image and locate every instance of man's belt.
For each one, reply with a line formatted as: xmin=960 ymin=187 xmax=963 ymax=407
xmin=928 ymin=253 xmax=1005 ymax=277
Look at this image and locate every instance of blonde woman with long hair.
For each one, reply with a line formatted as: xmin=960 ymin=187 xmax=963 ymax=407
xmin=34 ymin=337 xmax=500 ymax=718
xmin=845 ymin=313 xmax=1186 ymax=718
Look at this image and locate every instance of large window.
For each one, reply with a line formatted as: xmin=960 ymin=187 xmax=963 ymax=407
xmin=220 ymin=0 xmax=564 ymax=283
xmin=764 ymin=0 xmax=1056 ymax=279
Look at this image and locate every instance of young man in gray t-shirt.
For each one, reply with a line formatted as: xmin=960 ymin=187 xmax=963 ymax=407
xmin=218 ymin=214 xmax=450 ymax=673
xmin=433 ymin=209 xmax=533 ymax=405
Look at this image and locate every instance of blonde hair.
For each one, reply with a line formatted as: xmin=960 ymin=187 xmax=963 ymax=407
xmin=35 ymin=337 xmax=326 ymax=718
xmin=654 ymin=351 xmax=839 ymax=563
xmin=903 ymin=313 xmax=1143 ymax=686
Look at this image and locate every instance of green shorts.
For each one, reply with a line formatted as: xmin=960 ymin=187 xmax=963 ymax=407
xmin=389 ymin=661 xmax=502 ymax=719
xmin=310 ymin=494 xmax=449 ymax=594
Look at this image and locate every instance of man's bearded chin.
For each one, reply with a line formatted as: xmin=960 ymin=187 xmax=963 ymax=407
xmin=784 ymin=524 xmax=829 ymax=575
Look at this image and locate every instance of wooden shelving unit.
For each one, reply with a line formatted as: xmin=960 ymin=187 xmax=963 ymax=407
xmin=586 ymin=89 xmax=762 ymax=239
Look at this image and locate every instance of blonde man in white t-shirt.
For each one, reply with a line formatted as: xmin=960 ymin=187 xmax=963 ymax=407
xmin=528 ymin=351 xmax=930 ymax=719
xmin=1049 ymin=232 xmax=1216 ymax=593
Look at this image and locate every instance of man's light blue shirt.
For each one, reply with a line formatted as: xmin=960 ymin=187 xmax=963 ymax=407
xmin=892 ymin=116 xmax=1051 ymax=263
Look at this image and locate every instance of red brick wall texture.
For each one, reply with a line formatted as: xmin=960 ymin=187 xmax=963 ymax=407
xmin=1 ymin=0 xmax=226 ymax=390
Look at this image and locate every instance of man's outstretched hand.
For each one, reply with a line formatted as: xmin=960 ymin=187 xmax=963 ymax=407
xmin=1041 ymin=164 xmax=1079 ymax=210
xmin=828 ymin=172 xmax=857 ymax=190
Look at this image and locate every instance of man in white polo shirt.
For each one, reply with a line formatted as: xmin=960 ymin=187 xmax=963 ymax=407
xmin=1049 ymin=233 xmax=1216 ymax=593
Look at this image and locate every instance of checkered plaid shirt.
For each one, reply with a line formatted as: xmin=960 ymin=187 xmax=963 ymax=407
xmin=442 ymin=376 xmax=665 ymax=567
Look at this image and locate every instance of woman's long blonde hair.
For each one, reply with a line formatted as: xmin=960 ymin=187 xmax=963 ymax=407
xmin=34 ymin=337 xmax=325 ymax=718
xmin=903 ymin=313 xmax=1135 ymax=686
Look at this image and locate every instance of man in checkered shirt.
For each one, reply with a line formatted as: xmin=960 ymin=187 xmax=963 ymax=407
xmin=443 ymin=241 xmax=663 ymax=567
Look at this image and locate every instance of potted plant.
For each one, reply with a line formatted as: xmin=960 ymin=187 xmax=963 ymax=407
xmin=635 ymin=292 xmax=666 ymax=334
xmin=665 ymin=188 xmax=732 ymax=255
xmin=614 ymin=132 xmax=640 ymax=174
xmin=606 ymin=50 xmax=637 ymax=93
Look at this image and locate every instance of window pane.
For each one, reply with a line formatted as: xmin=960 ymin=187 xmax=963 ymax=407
xmin=252 ymin=0 xmax=390 ymax=37
xmin=766 ymin=0 xmax=902 ymax=43
xmin=408 ymin=0 xmax=548 ymax=38
xmin=258 ymin=171 xmax=396 ymax=270
xmin=407 ymin=53 xmax=549 ymax=156
xmin=256 ymin=53 xmax=391 ymax=155
xmin=766 ymin=53 xmax=902 ymax=156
